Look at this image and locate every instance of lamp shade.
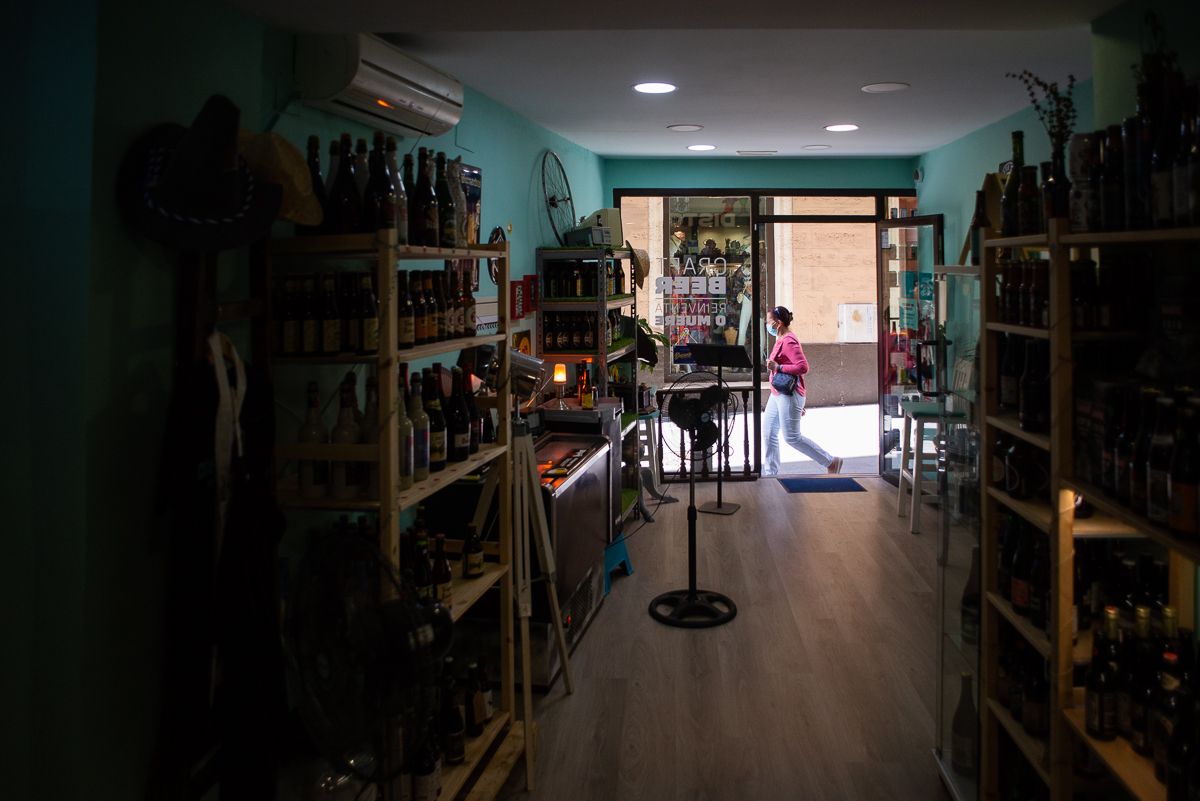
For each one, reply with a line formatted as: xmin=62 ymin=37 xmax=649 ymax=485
xmin=552 ymin=363 xmax=568 ymax=384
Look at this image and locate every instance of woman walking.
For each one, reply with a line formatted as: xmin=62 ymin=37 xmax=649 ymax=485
xmin=763 ymin=306 xmax=843 ymax=476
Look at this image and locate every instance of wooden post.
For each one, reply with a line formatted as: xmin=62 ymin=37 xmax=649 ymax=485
xmin=979 ymin=234 xmax=1000 ymax=801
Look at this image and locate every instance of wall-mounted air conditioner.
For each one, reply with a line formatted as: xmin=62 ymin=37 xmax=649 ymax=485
xmin=295 ymin=33 xmax=464 ymax=137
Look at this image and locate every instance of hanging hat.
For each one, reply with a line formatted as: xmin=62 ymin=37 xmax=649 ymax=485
xmin=237 ymin=130 xmax=322 ymax=227
xmin=627 ymin=241 xmax=649 ymax=289
xmin=118 ymin=94 xmax=282 ymax=252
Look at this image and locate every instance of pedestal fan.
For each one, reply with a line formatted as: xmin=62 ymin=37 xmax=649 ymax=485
xmin=285 ymin=532 xmax=454 ymax=796
xmin=648 ymin=370 xmax=738 ymax=628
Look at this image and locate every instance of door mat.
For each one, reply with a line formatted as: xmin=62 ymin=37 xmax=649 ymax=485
xmin=777 ymin=477 xmax=865 ymax=493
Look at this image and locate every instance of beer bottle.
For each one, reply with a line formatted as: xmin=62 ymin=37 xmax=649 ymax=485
xmin=319 ymin=273 xmax=342 ymax=355
xmin=447 ymin=367 xmax=471 ymax=463
xmin=408 ymin=372 xmax=430 ymax=482
xmin=363 ymin=131 xmax=397 ymax=233
xmin=435 ymin=151 xmax=458 ymax=248
xmin=299 ymin=135 xmax=327 ymax=235
xmin=327 ymin=134 xmax=361 ymax=234
xmin=397 ymin=371 xmax=414 ymax=492
xmin=397 ymin=271 xmax=416 ymax=351
xmin=429 ymin=271 xmax=447 ymax=342
xmin=385 ymin=136 xmax=409 ymax=244
xmin=424 ymin=366 xmax=447 ymax=472
xmin=463 ymin=271 xmax=477 ymax=337
xmin=1148 ymin=396 xmax=1178 ymax=523
xmin=416 ymin=147 xmax=440 ymax=247
xmin=1000 ymin=131 xmax=1024 ymax=237
xmin=359 ymin=274 xmax=379 ymax=355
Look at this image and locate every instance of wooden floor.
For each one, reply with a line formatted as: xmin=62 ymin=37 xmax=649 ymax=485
xmin=499 ymin=477 xmax=951 ymax=801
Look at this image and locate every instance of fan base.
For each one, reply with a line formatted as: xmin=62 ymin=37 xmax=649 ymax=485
xmin=698 ymin=500 xmax=740 ymax=516
xmin=648 ymin=589 xmax=738 ymax=628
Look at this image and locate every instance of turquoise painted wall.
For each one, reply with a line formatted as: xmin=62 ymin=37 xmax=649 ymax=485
xmin=915 ymin=79 xmax=1096 ymax=262
xmin=2 ymin=1 xmax=97 ymax=798
xmin=602 ymin=156 xmax=916 ymax=200
xmin=79 ymin=2 xmax=600 ymax=799
xmin=1091 ymin=0 xmax=1200 ymax=128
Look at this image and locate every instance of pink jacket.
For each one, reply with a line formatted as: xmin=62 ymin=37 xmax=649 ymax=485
xmin=769 ymin=332 xmax=808 ymax=396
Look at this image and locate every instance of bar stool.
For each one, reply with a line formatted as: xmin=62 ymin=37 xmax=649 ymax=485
xmin=896 ymin=400 xmax=964 ymax=534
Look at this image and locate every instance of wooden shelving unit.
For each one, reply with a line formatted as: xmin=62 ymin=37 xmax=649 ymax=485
xmin=268 ymin=228 xmax=529 ymax=801
xmin=979 ymin=220 xmax=1200 ymax=801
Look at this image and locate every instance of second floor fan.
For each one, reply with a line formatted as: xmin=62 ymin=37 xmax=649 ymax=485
xmin=650 ymin=370 xmax=739 ymax=628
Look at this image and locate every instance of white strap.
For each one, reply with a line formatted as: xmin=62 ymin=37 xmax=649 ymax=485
xmin=208 ymin=331 xmax=246 ymax=565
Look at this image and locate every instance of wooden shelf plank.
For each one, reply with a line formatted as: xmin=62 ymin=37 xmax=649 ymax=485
xmin=984 ymin=233 xmax=1050 ymax=249
xmin=987 ymin=487 xmax=1052 ymax=533
xmin=1064 ymin=688 xmax=1165 ymax=801
xmin=449 ymin=562 xmax=508 ymax=623
xmin=543 ymin=339 xmax=635 ymax=363
xmin=398 ymin=333 xmax=506 ymax=363
xmin=276 ymin=443 xmax=379 ymax=462
xmin=540 ymin=294 xmax=636 ymax=312
xmin=461 ymin=721 xmax=528 ymax=801
xmin=395 ymin=444 xmax=508 ymax=511
xmin=985 ymin=322 xmax=1050 ymax=339
xmin=986 ymin=413 xmax=1051 ymax=451
xmin=271 ymin=232 xmax=508 ymax=260
xmin=275 ymin=487 xmax=381 ymax=511
xmin=987 ymin=698 xmax=1051 ymax=786
xmin=1059 ymin=227 xmax=1200 ymax=246
xmin=539 ymin=247 xmax=633 ymax=259
xmin=987 ymin=591 xmax=1051 ymax=658
xmin=441 ymin=712 xmax=512 ymax=801
xmin=1067 ymin=480 xmax=1199 ymax=560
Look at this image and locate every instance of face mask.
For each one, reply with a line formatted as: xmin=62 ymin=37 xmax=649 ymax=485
xmin=767 ymin=323 xmax=779 ymax=337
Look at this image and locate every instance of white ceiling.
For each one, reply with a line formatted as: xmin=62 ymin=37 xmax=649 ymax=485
xmin=237 ymin=0 xmax=1112 ymax=157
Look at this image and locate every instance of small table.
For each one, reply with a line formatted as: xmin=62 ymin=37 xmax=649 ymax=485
xmin=896 ymin=400 xmax=965 ymax=534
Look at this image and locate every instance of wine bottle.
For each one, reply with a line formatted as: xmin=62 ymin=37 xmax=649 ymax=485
xmin=1000 ymin=131 xmax=1024 ymax=237
xmin=464 ymin=661 xmax=483 ymax=737
xmin=435 ymin=151 xmax=458 ymax=248
xmin=428 ymin=271 xmax=446 ymax=342
xmin=413 ymin=147 xmax=439 ymax=247
xmin=412 ymin=516 xmax=435 ymax=601
xmin=325 ymin=138 xmax=340 ymax=196
xmin=1132 ymin=607 xmax=1158 ymax=755
xmin=319 ymin=274 xmax=341 ymax=355
xmin=462 ymin=524 xmax=484 ymax=579
xmin=1149 ymin=396 xmax=1178 ymax=523
xmin=353 ymin=137 xmax=369 ymax=202
xmin=1155 ymin=652 xmax=1184 ymax=781
xmin=330 ymin=381 xmax=362 ymax=499
xmin=299 ymin=135 xmax=327 ymax=235
xmin=359 ymin=274 xmax=379 ymax=355
xmin=410 ymin=270 xmax=428 ymax=346
xmin=363 ymin=132 xmax=397 ymax=233
xmin=1086 ymin=606 xmax=1120 ymax=740
xmin=398 ymin=371 xmax=414 ymax=492
xmin=424 ymin=367 xmax=447 ymax=473
xmin=1166 ymin=690 xmax=1195 ymax=801
xmin=1118 ymin=606 xmax=1150 ymax=739
xmin=298 ymin=381 xmax=329 ymax=499
xmin=446 ymin=269 xmax=464 ymax=339
xmin=1101 ymin=124 xmax=1125 ymax=231
xmin=951 ymin=672 xmax=977 ymax=776
xmin=1017 ymin=164 xmax=1042 ymax=236
xmin=409 ymin=372 xmax=431 ymax=482
xmin=385 ymin=136 xmax=409 ymax=245
xmin=432 ymin=533 xmax=453 ymax=608
xmin=440 ymin=657 xmax=466 ymax=764
xmin=398 ymin=271 xmax=416 ymax=351
xmin=465 ymin=384 xmax=482 ymax=455
xmin=1169 ymin=400 xmax=1200 ymax=535
xmin=327 ymin=134 xmax=361 ymax=234
xmin=1131 ymin=387 xmax=1164 ymax=514
xmin=448 ymin=367 xmax=471 ymax=463
xmin=411 ymin=728 xmax=442 ymax=801
xmin=998 ymin=334 xmax=1023 ymax=411
xmin=968 ymin=190 xmax=990 ymax=266
xmin=961 ymin=544 xmax=981 ymax=646
xmin=1018 ymin=339 xmax=1048 ymax=433
xmin=362 ymin=375 xmax=380 ymax=500
xmin=997 ymin=514 xmax=1018 ymax=601
xmin=463 ymin=273 xmax=477 ymax=337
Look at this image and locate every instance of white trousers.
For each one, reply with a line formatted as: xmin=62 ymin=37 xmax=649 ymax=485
xmin=763 ymin=391 xmax=833 ymax=475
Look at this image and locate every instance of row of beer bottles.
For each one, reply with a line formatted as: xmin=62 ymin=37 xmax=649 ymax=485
xmin=301 ymin=132 xmax=469 ymax=248
xmin=296 ymin=364 xmax=491 ymax=500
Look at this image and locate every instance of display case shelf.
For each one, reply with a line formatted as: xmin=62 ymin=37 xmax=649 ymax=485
xmin=987 ymin=486 xmax=1137 ymax=539
xmin=983 ymin=233 xmax=1049 ymax=249
xmin=440 ymin=712 xmax=513 ymax=801
xmin=271 ymin=232 xmax=508 ymax=260
xmin=450 ymin=562 xmax=508 ymax=623
xmin=395 ymin=444 xmax=508 ymax=511
xmin=1065 ymin=480 xmax=1200 ymax=562
xmin=540 ymin=294 xmax=636 ymax=312
xmin=985 ymin=413 xmax=1050 ymax=451
xmin=985 ymin=322 xmax=1050 ymax=339
xmin=986 ymin=698 xmax=1050 ymax=786
xmin=1059 ymin=227 xmax=1200 ymax=246
xmin=1063 ymin=688 xmax=1164 ymax=801
xmin=544 ymin=339 xmax=635 ymax=364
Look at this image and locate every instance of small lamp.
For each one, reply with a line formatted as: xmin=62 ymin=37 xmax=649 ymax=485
xmin=552 ymin=363 xmax=568 ymax=409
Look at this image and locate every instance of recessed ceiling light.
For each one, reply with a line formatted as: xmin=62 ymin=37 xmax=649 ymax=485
xmin=861 ymin=82 xmax=910 ymax=93
xmin=667 ymin=124 xmax=703 ymax=132
xmin=687 ymin=144 xmax=716 ymax=151
xmin=634 ymin=82 xmax=676 ymax=94
xmin=824 ymin=123 xmax=859 ymax=132
xmin=802 ymin=144 xmax=832 ymax=151
xmin=736 ymin=150 xmax=777 ymax=156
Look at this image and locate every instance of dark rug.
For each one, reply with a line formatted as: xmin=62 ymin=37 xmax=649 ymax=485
xmin=778 ymin=477 xmax=865 ymax=493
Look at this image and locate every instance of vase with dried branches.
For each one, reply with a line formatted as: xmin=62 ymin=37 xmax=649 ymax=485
xmin=1007 ymin=70 xmax=1078 ymax=224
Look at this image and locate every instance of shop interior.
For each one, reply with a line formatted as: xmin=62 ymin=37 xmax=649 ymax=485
xmin=8 ymin=2 xmax=1200 ymax=801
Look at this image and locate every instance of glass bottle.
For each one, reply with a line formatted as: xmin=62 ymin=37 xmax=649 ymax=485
xmin=463 ymin=271 xmax=477 ymax=337
xmin=1018 ymin=339 xmax=1048 ymax=433
xmin=1101 ymin=125 xmax=1125 ymax=232
xmin=385 ymin=136 xmax=409 ymax=245
xmin=409 ymin=372 xmax=431 ymax=483
xmin=440 ymin=657 xmax=466 ymax=765
xmin=1000 ymin=131 xmax=1025 ymax=237
xmin=319 ymin=273 xmax=341 ymax=355
xmin=411 ymin=515 xmax=434 ymax=601
xmin=951 ymin=672 xmax=978 ymax=776
xmin=1131 ymin=387 xmax=1164 ymax=515
xmin=432 ymin=533 xmax=453 ymax=608
xmin=447 ymin=367 xmax=471 ymax=463
xmin=411 ymin=727 xmax=442 ymax=801
xmin=327 ymin=134 xmax=361 ymax=234
xmin=435 ymin=151 xmax=458 ymax=248
xmin=446 ymin=269 xmax=464 ymax=339
xmin=450 ymin=156 xmax=469 ymax=245
xmin=397 ymin=271 xmax=415 ymax=351
xmin=325 ymin=138 xmax=340 ymax=195
xmin=1086 ymin=606 xmax=1120 ymax=740
xmin=424 ymin=366 xmax=447 ymax=473
xmin=1010 ymin=524 xmax=1033 ymax=616
xmin=1149 ymin=396 xmax=1178 ymax=523
xmin=330 ymin=381 xmax=362 ymax=499
xmin=1169 ymin=400 xmax=1200 ymax=535
xmin=297 ymin=381 xmax=329 ymax=499
xmin=1017 ymin=165 xmax=1042 ymax=236
xmin=1152 ymin=125 xmax=1177 ymax=229
xmin=428 ymin=271 xmax=446 ymax=342
xmin=464 ymin=380 xmax=482 ymax=454
xmin=1166 ymin=691 xmax=1195 ymax=801
xmin=462 ymin=524 xmax=484 ymax=579
xmin=403 ymin=152 xmax=418 ymax=242
xmin=397 ymin=371 xmax=414 ymax=492
xmin=299 ymin=135 xmax=327 ymax=235
xmin=358 ymin=274 xmax=379 ymax=355
xmin=410 ymin=270 xmax=428 ymax=346
xmin=1155 ymin=652 xmax=1184 ymax=780
xmin=414 ymin=147 xmax=439 ymax=247
xmin=997 ymin=514 xmax=1017 ymax=601
xmin=362 ymin=132 xmax=396 ymax=233
xmin=353 ymin=137 xmax=369 ymax=201
xmin=362 ymin=375 xmax=380 ymax=499
xmin=961 ymin=544 xmax=981 ymax=645
xmin=969 ymin=189 xmax=990 ymax=266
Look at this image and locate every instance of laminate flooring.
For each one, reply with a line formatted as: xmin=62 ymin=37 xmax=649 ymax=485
xmin=498 ymin=477 xmax=951 ymax=801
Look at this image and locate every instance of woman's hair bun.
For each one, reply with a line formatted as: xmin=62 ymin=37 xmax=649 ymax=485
xmin=772 ymin=306 xmax=793 ymax=326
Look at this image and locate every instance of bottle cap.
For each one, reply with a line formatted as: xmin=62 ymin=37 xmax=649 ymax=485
xmin=1164 ymin=606 xmax=1178 ymax=621
xmin=1104 ymin=605 xmax=1119 ymax=619
xmin=1136 ymin=605 xmax=1151 ymax=621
